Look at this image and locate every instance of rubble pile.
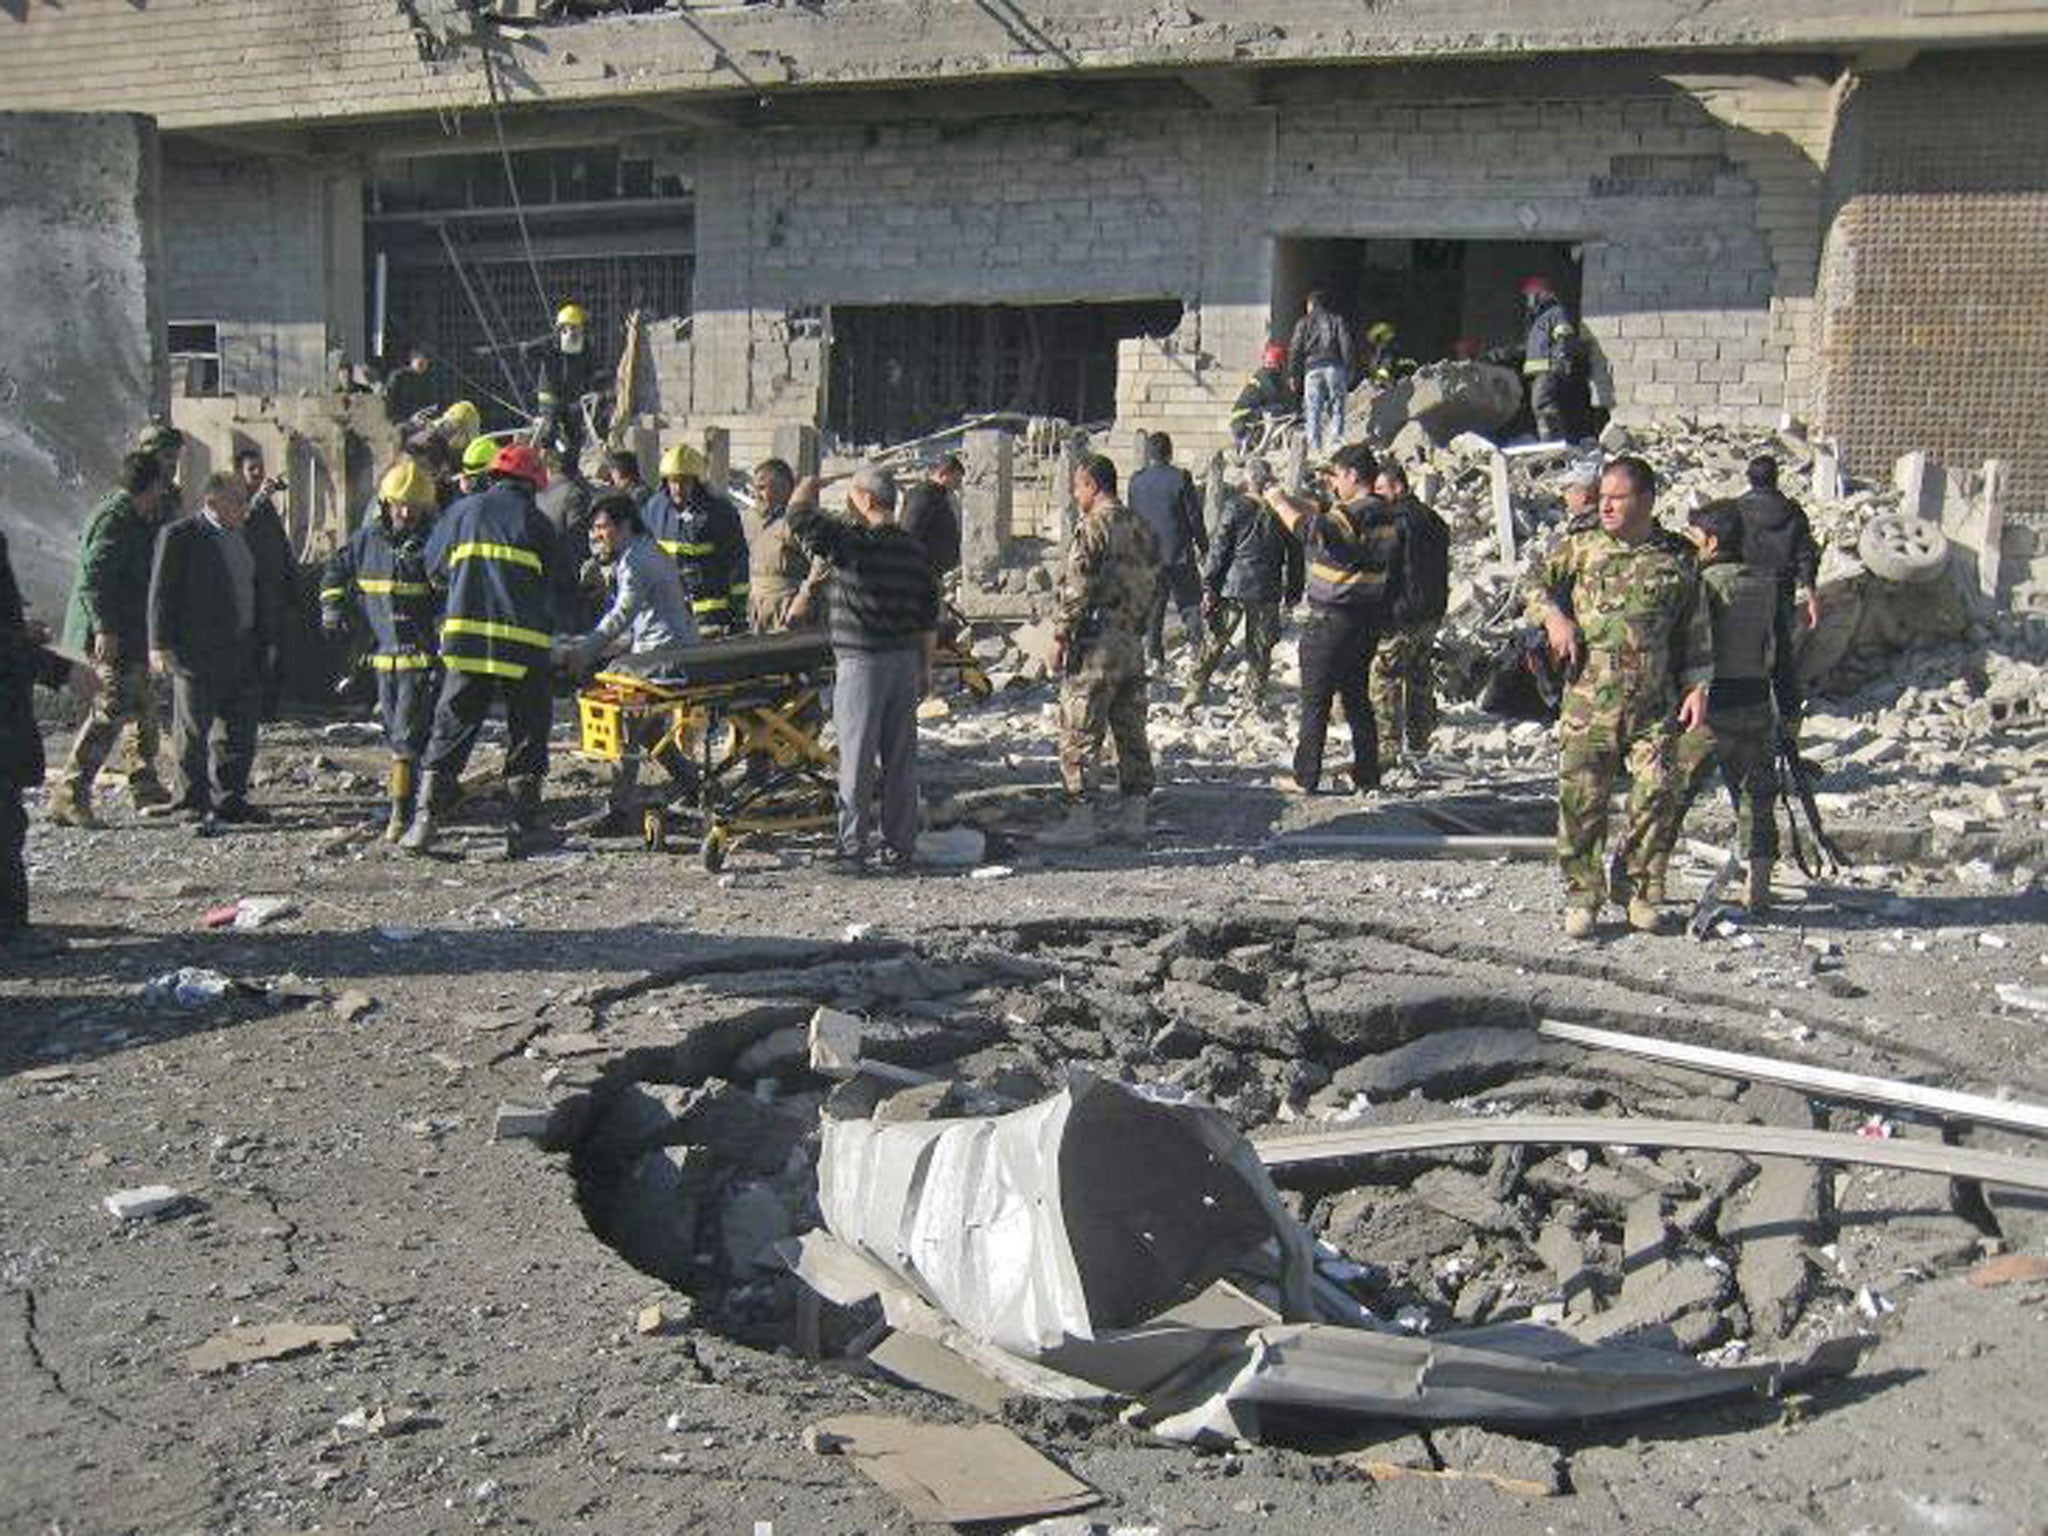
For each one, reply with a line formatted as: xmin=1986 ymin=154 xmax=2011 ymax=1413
xmin=552 ymin=917 xmax=2030 ymax=1459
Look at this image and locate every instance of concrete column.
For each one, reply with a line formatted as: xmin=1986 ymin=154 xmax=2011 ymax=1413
xmin=961 ymin=427 xmax=1013 ymax=578
xmin=773 ymin=422 xmax=820 ymax=479
xmin=702 ymin=425 xmax=731 ymax=491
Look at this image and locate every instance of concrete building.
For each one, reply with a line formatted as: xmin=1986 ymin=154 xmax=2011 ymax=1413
xmin=3 ymin=1 xmax=2046 ymax=596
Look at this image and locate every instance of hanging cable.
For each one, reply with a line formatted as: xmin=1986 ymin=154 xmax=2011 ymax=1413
xmin=480 ymin=42 xmax=553 ymax=325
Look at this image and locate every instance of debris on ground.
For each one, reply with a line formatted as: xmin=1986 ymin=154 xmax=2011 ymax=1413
xmin=805 ymin=1413 xmax=1101 ymax=1525
xmin=186 ymin=1322 xmax=359 ymax=1375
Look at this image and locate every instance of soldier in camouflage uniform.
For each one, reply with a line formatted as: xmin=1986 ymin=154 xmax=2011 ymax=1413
xmin=1042 ymin=453 xmax=1162 ymax=848
xmin=1527 ymin=455 xmax=1712 ymax=937
xmin=1672 ymin=499 xmax=1782 ymax=911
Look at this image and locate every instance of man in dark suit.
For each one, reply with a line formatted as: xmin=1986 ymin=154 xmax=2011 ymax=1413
xmin=148 ymin=471 xmax=286 ymax=825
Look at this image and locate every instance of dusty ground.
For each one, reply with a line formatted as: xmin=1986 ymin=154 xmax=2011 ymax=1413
xmin=4 ymin=662 xmax=2046 ymax=1536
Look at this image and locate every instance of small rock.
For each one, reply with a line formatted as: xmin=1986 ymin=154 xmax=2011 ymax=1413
xmin=101 ymin=1185 xmax=187 ymax=1222
xmin=332 ymin=990 xmax=378 ymax=1022
xmin=492 ymin=1103 xmax=553 ymax=1142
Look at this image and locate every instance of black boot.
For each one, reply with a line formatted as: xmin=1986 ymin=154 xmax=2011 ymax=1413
xmin=399 ymin=769 xmax=447 ymax=854
xmin=504 ymin=774 xmax=545 ymax=859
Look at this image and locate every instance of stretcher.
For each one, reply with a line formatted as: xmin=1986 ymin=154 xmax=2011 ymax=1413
xmin=577 ymin=631 xmax=839 ymax=870
xmin=574 ymin=620 xmax=992 ymax=870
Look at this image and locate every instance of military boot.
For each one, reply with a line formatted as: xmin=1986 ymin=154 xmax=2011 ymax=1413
xmin=1627 ymin=897 xmax=1666 ymax=935
xmin=1563 ymin=906 xmax=1597 ymax=940
xmin=504 ymin=774 xmax=546 ymax=859
xmin=399 ymin=770 xmax=447 ymax=855
xmin=384 ymin=758 xmax=417 ymax=844
xmin=1035 ymin=798 xmax=1097 ymax=850
xmin=126 ymin=771 xmax=172 ymax=810
xmin=45 ymin=783 xmax=99 ymax=829
xmin=1104 ymin=793 xmax=1150 ymax=847
xmin=1745 ymin=859 xmax=1773 ymax=914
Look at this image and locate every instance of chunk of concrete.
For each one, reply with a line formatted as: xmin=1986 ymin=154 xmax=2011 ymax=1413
xmin=1412 ymin=1167 xmax=1531 ymax=1237
xmin=1330 ymin=1026 xmax=1569 ymax=1099
xmin=101 ymin=1185 xmax=186 ymax=1221
xmin=721 ymin=1182 xmax=792 ymax=1276
xmin=1581 ymin=1258 xmax=1732 ymax=1344
xmin=1428 ymin=1424 xmax=1570 ymax=1496
xmin=1722 ymin=1156 xmax=1825 ymax=1341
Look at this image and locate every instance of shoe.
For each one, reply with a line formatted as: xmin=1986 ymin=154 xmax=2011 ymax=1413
xmin=213 ymin=798 xmax=270 ymax=825
xmin=1276 ymin=772 xmax=1315 ymax=796
xmin=142 ymin=796 xmax=209 ymax=823
xmin=818 ymin=848 xmax=869 ymax=877
xmin=503 ymin=775 xmax=546 ymax=859
xmin=45 ymin=784 xmax=99 ymax=829
xmin=1627 ymin=897 xmax=1666 ymax=934
xmin=126 ymin=774 xmax=172 ymax=810
xmin=1563 ymin=907 xmax=1597 ymax=939
xmin=876 ymin=845 xmax=917 ymax=875
xmin=1352 ymin=767 xmax=1381 ymax=796
xmin=0 ymin=925 xmax=69 ymax=960
xmin=1745 ymin=860 xmax=1773 ymax=913
xmin=400 ymin=771 xmax=446 ymax=854
xmin=1640 ymin=874 xmax=1666 ymax=906
xmin=1103 ymin=794 xmax=1149 ymax=846
xmin=1036 ymin=799 xmax=1098 ymax=849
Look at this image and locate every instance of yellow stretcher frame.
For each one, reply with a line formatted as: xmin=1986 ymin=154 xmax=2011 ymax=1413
xmin=573 ymin=629 xmax=991 ymax=870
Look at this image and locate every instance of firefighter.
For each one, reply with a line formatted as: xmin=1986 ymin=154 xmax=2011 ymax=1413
xmin=456 ymin=435 xmax=497 ymax=498
xmin=535 ymin=301 xmax=596 ymax=469
xmin=321 ymin=459 xmax=442 ymax=841
xmin=643 ymin=443 xmax=749 ymax=637
xmin=1363 ymin=320 xmax=1417 ymax=387
xmin=405 ymin=400 xmax=481 ymax=505
xmin=1229 ymin=342 xmax=1295 ymax=453
xmin=400 ymin=443 xmax=559 ymax=857
xmin=1518 ymin=276 xmax=1592 ymax=443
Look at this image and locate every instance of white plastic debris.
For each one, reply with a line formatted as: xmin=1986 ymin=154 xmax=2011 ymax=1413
xmin=232 ymin=896 xmax=297 ymax=930
xmin=1994 ymin=982 xmax=2048 ymax=1016
xmin=102 ymin=1185 xmax=186 ymax=1221
xmin=143 ymin=968 xmax=233 ymax=1008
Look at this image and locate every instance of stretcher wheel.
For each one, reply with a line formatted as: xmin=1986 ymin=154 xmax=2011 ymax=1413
xmin=642 ymin=808 xmax=668 ymax=853
xmin=701 ymin=825 xmax=728 ymax=873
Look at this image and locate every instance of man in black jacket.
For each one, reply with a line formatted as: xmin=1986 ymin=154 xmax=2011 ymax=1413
xmin=3 ymin=478 xmax=98 ymax=957
xmin=1128 ymin=433 xmax=1209 ymax=670
xmin=1368 ymin=462 xmax=1451 ymax=762
xmin=1733 ymin=455 xmax=1822 ymax=724
xmin=1182 ymin=458 xmax=1302 ymax=713
xmin=148 ymin=472 xmax=288 ymax=825
xmin=233 ymin=445 xmax=301 ymax=719
xmin=1287 ymin=291 xmax=1355 ymax=455
xmin=897 ymin=455 xmax=963 ymax=586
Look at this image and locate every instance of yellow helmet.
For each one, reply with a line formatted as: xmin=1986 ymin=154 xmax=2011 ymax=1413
xmin=379 ymin=458 xmax=437 ymax=510
xmin=436 ymin=400 xmax=481 ymax=449
xmin=659 ymin=443 xmax=706 ymax=481
xmin=556 ymin=302 xmax=588 ymax=329
xmin=1366 ymin=320 xmax=1397 ymax=346
xmin=461 ymin=436 xmax=498 ymax=472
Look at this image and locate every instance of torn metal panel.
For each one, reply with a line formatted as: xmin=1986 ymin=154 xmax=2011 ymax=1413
xmin=816 ymin=1075 xmax=1316 ymax=1359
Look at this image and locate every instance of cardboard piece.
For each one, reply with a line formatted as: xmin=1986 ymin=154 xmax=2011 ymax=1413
xmin=809 ymin=1413 xmax=1099 ymax=1525
xmin=188 ymin=1322 xmax=358 ymax=1375
xmin=866 ymin=1332 xmax=1013 ymax=1416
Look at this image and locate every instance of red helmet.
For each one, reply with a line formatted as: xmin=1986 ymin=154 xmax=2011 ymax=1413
xmin=490 ymin=442 xmax=549 ymax=491
xmin=1262 ymin=341 xmax=1287 ymax=368
xmin=1518 ymin=275 xmax=1557 ymax=298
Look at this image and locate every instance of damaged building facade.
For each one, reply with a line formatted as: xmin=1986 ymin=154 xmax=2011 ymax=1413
xmin=3 ymin=1 xmax=2046 ymax=598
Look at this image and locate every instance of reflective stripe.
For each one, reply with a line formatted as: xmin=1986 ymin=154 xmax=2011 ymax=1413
xmin=1309 ymin=562 xmax=1381 ymax=588
xmin=369 ymin=652 xmax=433 ymax=671
xmin=357 ymin=578 xmax=432 ymax=597
xmin=661 ymin=539 xmax=717 ymax=557
xmin=318 ymin=586 xmax=347 ymax=602
xmin=728 ymin=581 xmax=751 ymax=595
xmin=444 ymin=654 xmax=531 ymax=680
xmin=691 ymin=597 xmax=731 ymax=614
xmin=1523 ymin=358 xmax=1551 ymax=376
xmin=441 ymin=616 xmax=552 ymax=649
xmin=449 ymin=540 xmax=543 ymax=573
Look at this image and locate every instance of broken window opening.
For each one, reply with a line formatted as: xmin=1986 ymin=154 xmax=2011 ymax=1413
xmin=826 ymin=301 xmax=1183 ymax=447
xmin=1268 ymin=236 xmax=1582 ymax=365
xmin=169 ymin=320 xmax=223 ymax=399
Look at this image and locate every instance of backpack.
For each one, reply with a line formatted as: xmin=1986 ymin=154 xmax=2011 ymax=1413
xmin=1392 ymin=498 xmax=1450 ymax=628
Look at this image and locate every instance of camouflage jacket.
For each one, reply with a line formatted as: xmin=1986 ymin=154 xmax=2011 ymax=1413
xmin=1527 ymin=524 xmax=1712 ymax=708
xmin=1699 ymin=559 xmax=1776 ymax=685
xmin=1054 ymin=497 xmax=1161 ymax=645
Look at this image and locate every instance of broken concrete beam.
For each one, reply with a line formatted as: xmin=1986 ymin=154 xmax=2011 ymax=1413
xmin=1722 ymin=1157 xmax=1825 ymax=1341
xmin=806 ymin=1005 xmax=935 ymax=1087
xmin=961 ymin=428 xmax=1012 ymax=578
xmin=1535 ymin=1220 xmax=1599 ymax=1317
xmin=492 ymin=1103 xmax=556 ymax=1142
xmin=1412 ymin=1167 xmax=1531 ymax=1237
xmin=1580 ymin=1257 xmax=1732 ymax=1344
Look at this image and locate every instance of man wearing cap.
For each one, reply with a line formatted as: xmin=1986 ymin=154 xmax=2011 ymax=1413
xmin=401 ymin=443 xmax=560 ymax=857
xmin=136 ymin=421 xmax=186 ymax=516
xmin=147 ymin=471 xmax=290 ymax=825
xmin=1230 ymin=343 xmax=1295 ymax=454
xmin=644 ymin=443 xmax=749 ymax=637
xmin=786 ymin=465 xmax=939 ymax=872
xmin=321 ymin=459 xmax=443 ymax=840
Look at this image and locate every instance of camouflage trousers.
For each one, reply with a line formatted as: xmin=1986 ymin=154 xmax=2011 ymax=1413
xmin=1058 ymin=631 xmax=1153 ymax=799
xmin=1369 ymin=622 xmax=1439 ymax=757
xmin=1556 ymin=689 xmax=1681 ymax=909
xmin=60 ymin=655 xmax=163 ymax=794
xmin=1184 ymin=600 xmax=1281 ymax=708
xmin=1674 ymin=701 xmax=1779 ymax=867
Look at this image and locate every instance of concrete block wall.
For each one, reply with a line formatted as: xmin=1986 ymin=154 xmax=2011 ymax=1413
xmin=162 ymin=148 xmax=341 ymax=396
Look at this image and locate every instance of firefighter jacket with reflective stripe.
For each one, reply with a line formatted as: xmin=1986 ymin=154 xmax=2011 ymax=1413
xmin=321 ymin=511 xmax=440 ymax=669
xmin=642 ymin=481 xmax=750 ymax=626
xmin=1302 ymin=494 xmax=1403 ymax=618
xmin=423 ymin=483 xmax=558 ymax=681
xmin=1523 ymin=297 xmax=1581 ymax=378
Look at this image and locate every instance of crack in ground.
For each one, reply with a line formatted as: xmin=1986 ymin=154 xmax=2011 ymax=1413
xmin=248 ymin=1186 xmax=302 ymax=1276
xmin=14 ymin=1286 xmax=129 ymax=1429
